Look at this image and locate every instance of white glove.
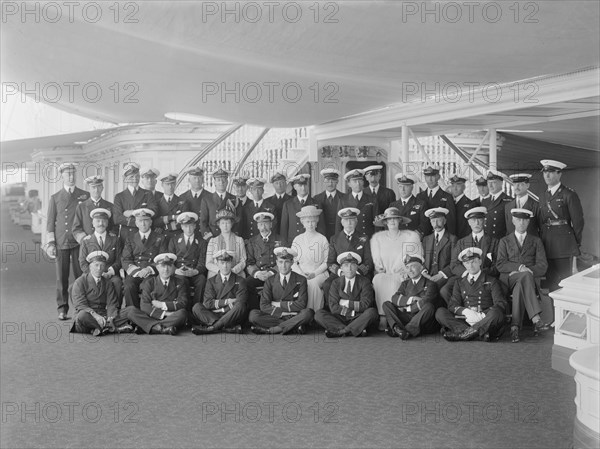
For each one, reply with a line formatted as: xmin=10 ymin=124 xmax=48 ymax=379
xmin=462 ymin=309 xmax=479 ymax=325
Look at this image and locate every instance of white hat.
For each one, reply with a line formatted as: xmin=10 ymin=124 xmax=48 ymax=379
xmin=253 ymin=212 xmax=275 ymax=222
xmin=132 ymin=208 xmax=155 ymax=219
xmin=337 ymin=251 xmax=362 ymax=265
xmin=141 ymin=167 xmax=160 ymax=177
xmin=274 ymin=247 xmax=298 ymax=259
xmin=177 ymin=212 xmax=198 ymax=224
xmin=363 ymin=165 xmax=383 ymax=174
xmin=458 ymin=247 xmax=483 ymax=262
xmin=510 ymin=208 xmax=534 ymax=218
xmin=464 ymin=206 xmax=487 ymax=219
xmin=58 ymin=162 xmax=77 ymax=173
xmin=540 ymin=159 xmax=566 ymax=171
xmin=160 ymin=173 xmax=178 ymax=183
xmin=153 ymin=253 xmax=177 ymax=264
xmin=86 ymin=250 xmax=109 ymax=263
xmin=509 ymin=173 xmax=532 ymax=183
xmin=338 ymin=207 xmax=360 ymax=219
xmin=84 ymin=175 xmax=104 ymax=186
xmin=320 ymin=168 xmax=340 ymax=178
xmin=296 ymin=205 xmax=322 ymax=218
xmin=344 ymin=169 xmax=365 ymax=181
xmin=424 ymin=207 xmax=449 ymax=219
xmin=213 ymin=249 xmax=235 ymax=261
xmin=89 ymin=208 xmax=111 ymax=219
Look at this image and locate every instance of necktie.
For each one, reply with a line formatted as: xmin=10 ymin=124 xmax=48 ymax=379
xmin=255 ymin=202 xmax=259 ymax=209
xmin=263 ymin=237 xmax=268 ymax=243
xmin=345 ymin=280 xmax=351 ymax=294
xmin=194 ymin=194 xmax=198 ymax=200
xmin=328 ymin=195 xmax=333 ymax=204
xmin=473 ymin=236 xmax=479 ymax=245
xmin=96 ymin=278 xmax=101 ymax=287
xmin=223 ymin=276 xmax=228 ymax=284
xmin=346 ymin=234 xmax=351 ymax=241
xmin=402 ymin=200 xmax=406 ymax=207
xmin=428 ymin=190 xmax=433 ymax=199
xmin=353 ymin=194 xmax=358 ymax=202
xmin=435 ymin=234 xmax=439 ymax=245
xmin=372 ymin=188 xmax=376 ymax=195
xmin=142 ymin=236 xmax=147 ymax=244
xmin=282 ymin=276 xmax=288 ymax=289
xmin=98 ymin=236 xmax=104 ymax=248
xmin=93 ymin=202 xmax=99 ymax=208
xmin=164 ymin=281 xmax=168 ymax=288
xmin=300 ymin=199 xmax=305 ymax=206
xmin=186 ymin=238 xmax=191 ymax=249
xmin=469 ymin=277 xmax=475 ymax=285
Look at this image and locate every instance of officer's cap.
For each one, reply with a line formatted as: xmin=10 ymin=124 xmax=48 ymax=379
xmin=363 ymin=165 xmax=383 ymax=175
xmin=395 ymin=174 xmax=415 ymax=185
xmin=84 ymin=175 xmax=104 ymax=186
xmin=464 ymin=206 xmax=487 ymax=219
xmin=475 ymin=177 xmax=488 ymax=187
xmin=270 ymin=172 xmax=287 ymax=183
xmin=458 ymin=247 xmax=483 ymax=262
xmin=246 ymin=177 xmax=267 ymax=188
xmin=153 ymin=253 xmax=177 ymax=265
xmin=232 ymin=176 xmax=249 ymax=186
xmin=160 ymin=173 xmax=178 ymax=184
xmin=344 ymin=169 xmax=364 ymax=181
xmin=289 ymin=174 xmax=310 ymax=185
xmin=133 ymin=208 xmax=155 ymax=219
xmin=123 ymin=162 xmax=140 ymax=177
xmin=213 ymin=249 xmax=235 ymax=261
xmin=338 ymin=207 xmax=360 ymax=219
xmin=211 ymin=167 xmax=229 ymax=178
xmin=141 ymin=168 xmax=160 ymax=178
xmin=187 ymin=166 xmax=205 ymax=177
xmin=253 ymin=212 xmax=274 ymax=222
xmin=320 ymin=168 xmax=340 ymax=179
xmin=337 ymin=251 xmax=362 ymax=265
xmin=274 ymin=247 xmax=297 ymax=260
xmin=511 ymin=208 xmax=533 ymax=219
xmin=423 ymin=166 xmax=440 ymax=176
xmin=177 ymin=212 xmax=198 ymax=224
xmin=425 ymin=207 xmax=449 ymax=219
xmin=509 ymin=173 xmax=532 ymax=183
xmin=90 ymin=208 xmax=111 ymax=220
xmin=449 ymin=175 xmax=466 ymax=184
xmin=59 ymin=162 xmax=77 ymax=173
xmin=86 ymin=250 xmax=109 ymax=263
xmin=486 ymin=169 xmax=505 ymax=181
xmin=403 ymin=254 xmax=424 ymax=265
xmin=540 ymin=159 xmax=566 ymax=172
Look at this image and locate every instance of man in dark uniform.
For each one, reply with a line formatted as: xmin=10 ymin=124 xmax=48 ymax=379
xmin=505 ymin=173 xmax=539 ymax=236
xmin=70 ymin=251 xmax=133 ymax=336
xmin=449 ymin=175 xmax=477 ymax=239
xmin=313 ymin=168 xmax=343 ymax=240
xmin=113 ymin=162 xmax=158 ymax=243
xmin=364 ymin=165 xmax=396 ymax=219
xmin=140 ymin=167 xmax=164 ymax=204
xmin=153 ymin=173 xmax=188 ymax=239
xmin=190 ymin=250 xmax=247 ymax=334
xmin=383 ymin=254 xmax=440 ymax=339
xmin=474 ymin=176 xmax=490 ymax=205
xmin=422 ymin=207 xmax=456 ymax=290
xmin=166 ymin=212 xmax=208 ymax=311
xmin=322 ymin=207 xmax=373 ymax=302
xmin=315 ymin=252 xmax=378 ymax=338
xmin=121 ymin=209 xmax=167 ymax=308
xmin=389 ymin=175 xmax=427 ymax=236
xmin=436 ymin=247 xmax=507 ymax=342
xmin=440 ymin=207 xmax=499 ymax=304
xmin=199 ymin=167 xmax=239 ymax=239
xmin=248 ymin=247 xmax=314 ymax=334
xmin=416 ymin=166 xmax=456 ymax=236
xmin=79 ymin=208 xmax=123 ymax=307
xmin=280 ymin=174 xmax=325 ymax=243
xmin=232 ymin=176 xmax=250 ymax=208
xmin=497 ymin=208 xmax=549 ymax=343
xmin=72 ymin=175 xmax=114 ymax=244
xmin=268 ymin=171 xmax=291 ymax=236
xmin=241 ymin=178 xmax=276 ymax=240
xmin=245 ymin=212 xmax=284 ymax=311
xmin=45 ymin=162 xmax=89 ymax=320
xmin=480 ymin=170 xmax=513 ymax=240
xmin=126 ymin=253 xmax=188 ymax=335
xmin=179 ymin=166 xmax=211 ymax=233
xmin=537 ymin=159 xmax=584 ymax=291
xmin=336 ymin=169 xmax=377 ymax=237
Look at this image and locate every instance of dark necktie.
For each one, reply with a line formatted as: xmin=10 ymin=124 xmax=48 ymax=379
xmin=353 ymin=195 xmax=358 ymax=203
xmin=142 ymin=236 xmax=147 ymax=244
xmin=346 ymin=234 xmax=351 ymax=241
xmin=263 ymin=237 xmax=268 ymax=243
xmin=345 ymin=280 xmax=351 ymax=294
xmin=327 ymin=195 xmax=333 ymax=204
xmin=95 ymin=278 xmax=101 ymax=288
xmin=164 ymin=281 xmax=168 ymax=288
xmin=473 ymin=236 xmax=479 ymax=245
xmin=300 ymin=199 xmax=305 ymax=206
xmin=255 ymin=202 xmax=259 ymax=209
xmin=435 ymin=234 xmax=439 ymax=245
xmin=282 ymin=276 xmax=288 ymax=289
xmin=371 ymin=188 xmax=376 ymax=195
xmin=223 ymin=276 xmax=228 ymax=284
xmin=428 ymin=190 xmax=433 ymax=199
xmin=98 ymin=236 xmax=104 ymax=248
xmin=469 ymin=277 xmax=475 ymax=285
xmin=186 ymin=238 xmax=191 ymax=249
xmin=402 ymin=200 xmax=406 ymax=207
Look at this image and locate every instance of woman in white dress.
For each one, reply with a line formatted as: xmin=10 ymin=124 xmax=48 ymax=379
xmin=291 ymin=205 xmax=329 ymax=311
xmin=371 ymin=207 xmax=423 ymax=330
xmin=206 ymin=208 xmax=247 ymax=279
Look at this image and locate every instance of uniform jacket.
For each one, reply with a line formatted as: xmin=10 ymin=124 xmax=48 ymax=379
xmin=497 ymin=233 xmax=548 ymax=287
xmin=259 ymin=271 xmax=308 ymax=318
xmin=121 ymin=231 xmax=167 ymax=276
xmin=449 ymin=272 xmax=507 ymax=315
xmin=203 ymin=272 xmax=247 ymax=312
xmin=46 ymin=187 xmax=90 ymax=249
xmin=453 ymin=195 xmax=478 ymax=239
xmin=336 ymin=191 xmax=378 ymax=237
xmin=240 ymin=197 xmax=276 ymax=240
xmin=537 ymin=184 xmax=584 ymax=258
xmin=416 ymin=187 xmax=456 ymax=236
xmin=71 ymin=273 xmax=119 ymax=318
xmin=280 ymin=196 xmax=326 ymax=244
xmin=368 ymin=186 xmax=396 ymax=216
xmin=199 ymin=191 xmax=240 ymax=237
xmin=313 ymin=190 xmax=343 ymax=240
xmin=113 ymin=188 xmax=158 ymax=229
xmin=389 ymin=196 xmax=428 ymax=235
xmin=140 ymin=275 xmax=188 ymax=315
xmin=245 ymin=233 xmax=285 ymax=276
xmin=180 ymin=189 xmax=212 ymax=220
xmin=504 ymin=196 xmax=540 ymax=237
xmin=329 ymin=275 xmax=375 ymax=317
xmin=153 ymin=194 xmax=188 ymax=233
xmin=480 ymin=192 xmax=513 ymax=240
xmin=72 ymin=197 xmax=115 ymax=243
xmin=79 ymin=231 xmax=121 ymax=274
xmin=450 ymin=234 xmax=499 ymax=278
xmin=423 ymin=231 xmax=457 ymax=278
xmin=327 ymin=232 xmax=373 ymax=277
xmin=166 ymin=232 xmax=208 ymax=274
xmin=390 ymin=276 xmax=440 ymax=309
xmin=268 ymin=192 xmax=291 ymax=236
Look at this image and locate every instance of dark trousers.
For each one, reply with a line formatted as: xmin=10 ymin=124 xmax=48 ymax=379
xmin=176 ymin=274 xmax=207 ymax=311
xmin=435 ymin=307 xmax=506 ymax=339
xmin=70 ymin=310 xmax=129 ymax=334
xmin=192 ymin=302 xmax=246 ymax=329
xmin=382 ymin=302 xmax=439 ymax=337
xmin=248 ymin=309 xmax=314 ymax=334
xmin=108 ymin=276 xmax=123 ymax=310
xmin=55 ymin=246 xmax=82 ymax=314
xmin=545 ymin=257 xmax=572 ymax=292
xmin=314 ymin=308 xmax=378 ymax=336
xmin=123 ymin=276 xmax=147 ymax=308
xmin=507 ymin=272 xmax=542 ymax=328
xmin=244 ymin=277 xmax=265 ymax=311
xmin=439 ymin=277 xmax=457 ymax=305
xmin=321 ymin=275 xmax=336 ymax=310
xmin=125 ymin=306 xmax=188 ymax=333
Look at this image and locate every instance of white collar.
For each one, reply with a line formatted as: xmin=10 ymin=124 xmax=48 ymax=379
xmin=480 ymin=194 xmax=490 ymax=201
xmin=297 ymin=195 xmax=308 ymax=202
xmin=221 ymin=273 xmax=231 ymax=282
xmin=64 ymin=186 xmax=74 ymax=194
xmin=92 ymin=276 xmax=101 ymax=284
xmin=254 ymin=198 xmax=263 ymax=206
xmin=164 ymin=195 xmax=172 ymax=202
xmin=95 ymin=231 xmax=107 ymax=240
xmin=370 ymin=185 xmax=379 ymax=194
xmin=353 ymin=191 xmax=363 ymax=200
xmin=454 ymin=193 xmax=464 ymax=202
xmin=428 ymin=186 xmax=440 ymax=196
xmin=399 ymin=195 xmax=412 ymax=203
xmin=472 ymin=231 xmax=484 ymax=240
xmin=326 ymin=191 xmax=336 ymax=198
xmin=90 ymin=196 xmax=102 ymax=203
xmin=469 ymin=271 xmax=482 ymax=282
xmin=491 ymin=192 xmax=501 ymax=201
xmin=280 ymin=273 xmax=290 ymax=282
xmin=344 ymin=277 xmax=356 ymax=287
xmin=139 ymin=231 xmax=151 ymax=239
xmin=412 ymin=276 xmax=422 ymax=284
xmin=515 ymin=231 xmax=527 ymax=240
xmin=548 ymin=183 xmax=561 ymax=196
xmin=435 ymin=229 xmax=446 ymax=239
xmin=128 ymin=185 xmax=137 ymax=194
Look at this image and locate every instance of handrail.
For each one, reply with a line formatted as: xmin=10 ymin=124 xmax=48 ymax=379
xmin=228 ymin=128 xmax=271 ymax=189
xmin=175 ymin=123 xmax=244 ymax=189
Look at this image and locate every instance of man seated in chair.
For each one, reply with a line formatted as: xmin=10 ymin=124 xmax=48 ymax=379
xmin=315 ymin=252 xmax=378 ymax=338
xmin=436 ymin=247 xmax=507 ymax=342
xmin=191 ymin=250 xmax=247 ymax=334
xmin=121 ymin=208 xmax=167 ymax=308
xmin=79 ymin=208 xmax=123 ymax=308
xmin=71 ymin=251 xmax=133 ymax=336
xmin=383 ymin=254 xmax=440 ymax=340
xmin=126 ymin=253 xmax=188 ymax=335
xmin=166 ymin=212 xmax=208 ymax=311
xmin=244 ymin=212 xmax=284 ymax=311
xmin=248 ymin=247 xmax=313 ymax=335
xmin=421 ymin=207 xmax=456 ymax=290
xmin=497 ymin=208 xmax=550 ymax=343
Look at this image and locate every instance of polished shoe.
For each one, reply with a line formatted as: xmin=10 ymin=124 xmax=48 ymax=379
xmin=117 ymin=324 xmax=134 ymax=334
xmin=58 ymin=312 xmax=69 ymax=321
xmin=223 ymin=325 xmax=243 ymax=334
xmin=442 ymin=331 xmax=462 ymax=342
xmin=324 ymin=329 xmax=346 ymax=339
xmin=91 ymin=327 xmax=108 ymax=337
xmin=397 ymin=328 xmax=411 ymax=340
xmin=511 ymin=327 xmax=520 ymax=343
xmin=458 ymin=327 xmax=479 ymax=341
xmin=533 ymin=320 xmax=550 ymax=336
xmin=385 ymin=327 xmax=398 ymax=338
xmin=192 ymin=325 xmax=216 ymax=335
xmin=134 ymin=326 xmax=145 ymax=335
xmin=356 ymin=329 xmax=368 ymax=337
xmin=295 ymin=325 xmax=306 ymax=335
xmin=250 ymin=325 xmax=271 ymax=335
xmin=162 ymin=326 xmax=178 ymax=336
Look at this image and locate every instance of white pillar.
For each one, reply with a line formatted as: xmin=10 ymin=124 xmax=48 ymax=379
xmin=489 ymin=128 xmax=497 ymax=170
